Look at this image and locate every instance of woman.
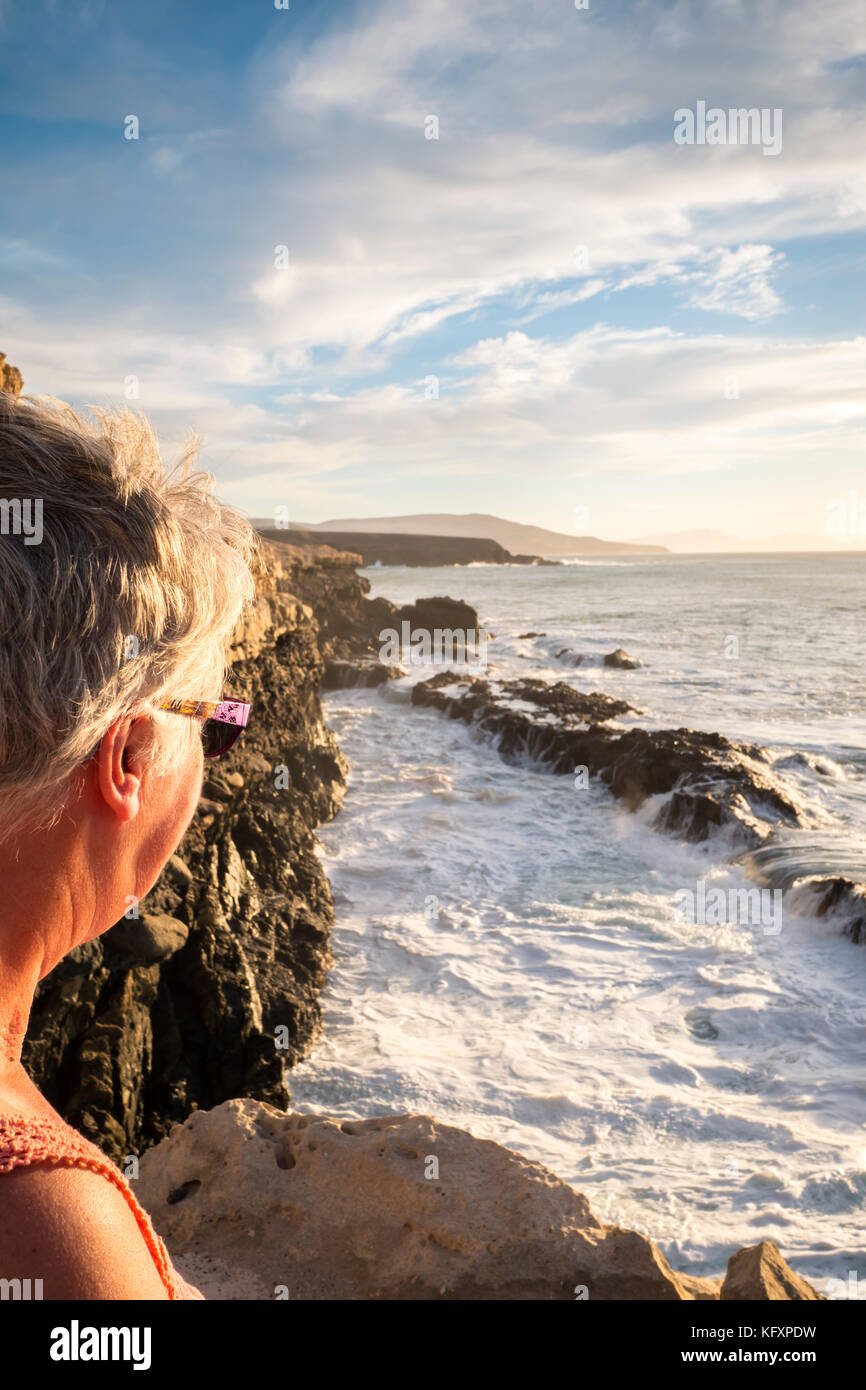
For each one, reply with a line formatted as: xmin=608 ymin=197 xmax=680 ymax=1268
xmin=0 ymin=392 xmax=258 ymax=1298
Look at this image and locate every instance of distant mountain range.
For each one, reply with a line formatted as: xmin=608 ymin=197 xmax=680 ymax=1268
xmin=271 ymin=513 xmax=668 ymax=556
xmin=627 ymin=528 xmax=864 ymax=553
xmin=252 ymin=513 xmax=863 ymax=557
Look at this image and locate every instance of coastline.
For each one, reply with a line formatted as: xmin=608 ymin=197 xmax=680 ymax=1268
xmin=24 ymin=540 xmax=848 ymax=1298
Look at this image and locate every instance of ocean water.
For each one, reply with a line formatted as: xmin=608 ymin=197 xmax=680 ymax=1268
xmin=289 ymin=553 xmax=866 ymax=1288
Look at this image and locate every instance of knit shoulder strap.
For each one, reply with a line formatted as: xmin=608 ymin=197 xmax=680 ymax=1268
xmin=0 ymin=1112 xmax=201 ymax=1300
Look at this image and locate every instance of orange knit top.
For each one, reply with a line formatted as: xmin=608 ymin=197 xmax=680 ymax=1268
xmin=0 ymin=1111 xmax=203 ymax=1300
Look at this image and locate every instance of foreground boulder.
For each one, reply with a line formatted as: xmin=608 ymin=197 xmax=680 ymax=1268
xmin=137 ymin=1098 xmax=811 ymax=1302
xmin=137 ymin=1099 xmax=697 ymax=1300
xmin=721 ymin=1241 xmax=823 ymax=1301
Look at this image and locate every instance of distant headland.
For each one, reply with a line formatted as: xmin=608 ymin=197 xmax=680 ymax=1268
xmin=253 ymin=512 xmax=669 ymax=564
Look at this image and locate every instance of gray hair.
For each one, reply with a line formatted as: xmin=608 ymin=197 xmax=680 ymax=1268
xmin=0 ymin=393 xmax=258 ymax=840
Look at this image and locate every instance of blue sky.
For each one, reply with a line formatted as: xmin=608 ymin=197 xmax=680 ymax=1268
xmin=1 ymin=0 xmax=865 ymax=541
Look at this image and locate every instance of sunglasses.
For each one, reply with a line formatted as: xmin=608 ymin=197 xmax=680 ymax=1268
xmin=158 ymin=698 xmax=251 ymax=759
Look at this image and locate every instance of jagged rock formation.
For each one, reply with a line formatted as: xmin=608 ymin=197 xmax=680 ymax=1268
xmin=268 ymin=535 xmax=491 ymax=690
xmin=136 ymin=1098 xmax=821 ymax=1302
xmin=0 ymin=353 xmax=23 ymax=396
xmin=269 ymin=539 xmax=394 ymax=663
xmin=556 ymin=647 xmax=642 ymax=669
xmin=410 ymin=672 xmax=810 ymax=847
xmin=323 ymin=659 xmax=406 ymax=689
xmin=23 ymin=542 xmax=360 ymax=1162
xmin=721 ymin=1241 xmax=823 ymax=1301
xmin=391 ymin=594 xmax=483 ymax=637
xmin=789 ymin=875 xmax=866 ymax=946
xmin=433 ymin=674 xmax=635 ymax=722
xmin=603 ymin=647 xmax=641 ymax=669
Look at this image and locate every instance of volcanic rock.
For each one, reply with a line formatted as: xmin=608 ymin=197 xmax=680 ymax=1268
xmin=103 ymin=913 xmax=190 ymax=967
xmin=411 ymin=673 xmax=806 ymax=846
xmin=322 ymin=659 xmax=406 ymax=689
xmin=393 ymin=595 xmax=482 ymax=638
xmin=604 ymin=648 xmax=641 ymax=669
xmin=504 ymin=677 xmax=634 ymax=721
xmin=789 ymin=875 xmax=866 ymax=946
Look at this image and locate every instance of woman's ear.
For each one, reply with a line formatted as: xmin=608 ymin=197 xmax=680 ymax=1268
xmin=95 ymin=715 xmax=151 ymax=823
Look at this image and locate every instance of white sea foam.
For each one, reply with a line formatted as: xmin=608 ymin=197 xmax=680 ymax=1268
xmin=290 ymin=554 xmax=866 ymax=1284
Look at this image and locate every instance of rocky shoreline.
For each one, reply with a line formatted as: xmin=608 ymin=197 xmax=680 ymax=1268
xmin=22 ymin=541 xmax=496 ymax=1162
xmin=409 ymin=672 xmax=808 ymax=848
xmin=19 ymin=525 xmax=838 ymax=1298
xmin=403 ymin=667 xmax=866 ymax=943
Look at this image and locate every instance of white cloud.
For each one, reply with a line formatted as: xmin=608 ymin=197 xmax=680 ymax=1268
xmin=203 ymin=327 xmax=866 ymax=510
xmin=5 ymin=0 xmax=866 ymax=534
xmin=513 ymin=279 xmax=609 ymax=325
xmin=684 ymin=245 xmax=785 ymax=319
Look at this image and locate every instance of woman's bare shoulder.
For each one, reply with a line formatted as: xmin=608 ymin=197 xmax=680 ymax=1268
xmin=0 ymin=1162 xmax=170 ymax=1299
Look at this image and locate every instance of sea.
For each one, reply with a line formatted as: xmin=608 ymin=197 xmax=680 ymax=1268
xmin=289 ymin=552 xmax=866 ymax=1289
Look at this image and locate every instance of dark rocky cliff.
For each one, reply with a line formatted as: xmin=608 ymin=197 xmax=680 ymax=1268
xmin=23 ymin=540 xmax=377 ymax=1163
xmin=259 ymin=526 xmax=555 ymax=567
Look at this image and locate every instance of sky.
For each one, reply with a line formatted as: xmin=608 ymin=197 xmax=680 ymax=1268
xmin=0 ymin=0 xmax=865 ymax=542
